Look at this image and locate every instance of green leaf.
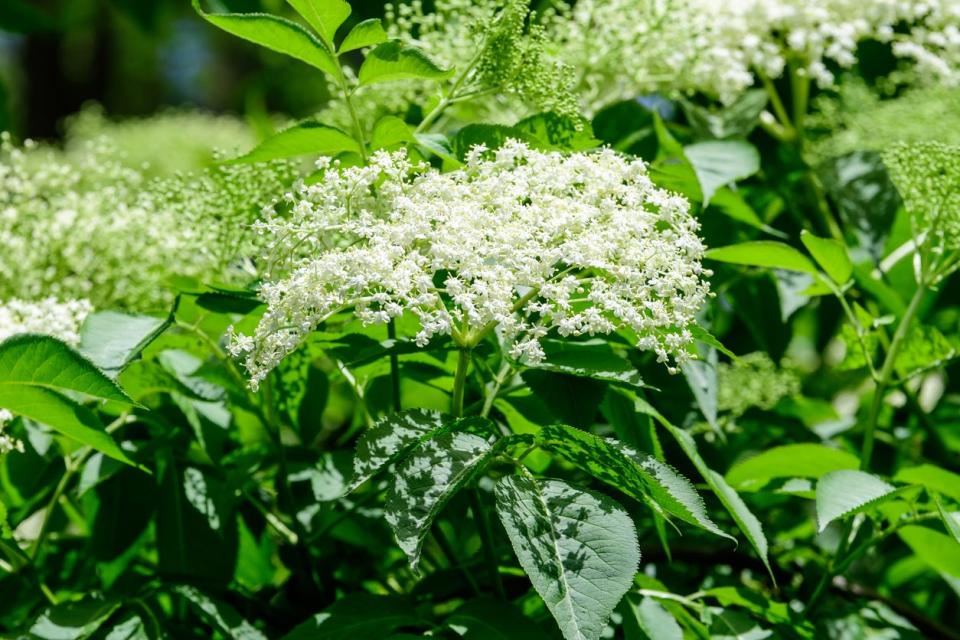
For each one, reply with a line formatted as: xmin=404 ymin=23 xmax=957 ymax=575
xmin=452 ymin=123 xmax=542 ymax=160
xmin=522 ymin=339 xmax=647 ymax=389
xmin=79 ymin=311 xmax=169 ymax=374
xmin=705 ymin=470 xmax=774 ymax=581
xmin=0 ymin=335 xmax=137 ymax=465
xmin=28 ymin=597 xmax=120 ymax=640
xmin=348 ymin=409 xmax=447 ymax=493
xmin=514 ymin=112 xmax=601 ymax=151
xmin=706 ymin=241 xmax=818 ymax=275
xmin=622 ymin=594 xmax=682 ymax=640
xmin=726 ymin=444 xmax=860 ymax=490
xmin=287 ymin=0 xmax=350 ymax=45
xmin=444 ymin=598 xmax=552 ymax=640
xmin=228 ymin=120 xmax=361 ymax=163
xmin=176 ymin=585 xmax=268 ymax=640
xmin=0 ymin=334 xmax=131 ymax=404
xmin=681 ymin=89 xmax=768 ymax=139
xmin=631 ymin=401 xmax=773 ymax=572
xmin=495 ymin=474 xmax=640 ymax=640
xmin=358 ymin=41 xmax=454 ymax=86
xmin=538 ymin=424 xmax=728 ymax=538
xmin=281 ymin=593 xmax=425 ymax=640
xmin=898 ymin=525 xmax=960 ymax=579
xmin=937 ymin=498 xmax=960 ymax=544
xmin=338 ymin=18 xmax=388 ymax=53
xmin=192 ymin=0 xmax=338 ymax=77
xmin=816 ymin=470 xmax=896 ymax=532
xmin=385 ymin=430 xmax=496 ymax=570
xmin=683 ymin=140 xmax=760 ymax=205
xmin=894 ymin=464 xmax=960 ymax=502
xmin=370 ymin=116 xmax=414 ymax=150
xmin=800 ymin=230 xmax=853 ymax=284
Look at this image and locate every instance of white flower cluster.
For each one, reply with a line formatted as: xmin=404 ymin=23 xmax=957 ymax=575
xmin=0 ymin=297 xmax=92 ymax=346
xmin=0 ymin=132 xmax=297 ymax=310
xmin=231 ymin=140 xmax=711 ymax=389
xmin=545 ymin=0 xmax=960 ymax=111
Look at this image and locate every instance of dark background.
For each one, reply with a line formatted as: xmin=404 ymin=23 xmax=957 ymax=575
xmin=0 ymin=0 xmax=390 ymax=139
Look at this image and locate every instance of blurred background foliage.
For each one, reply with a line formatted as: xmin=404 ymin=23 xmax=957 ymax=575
xmin=0 ymin=0 xmax=399 ymax=138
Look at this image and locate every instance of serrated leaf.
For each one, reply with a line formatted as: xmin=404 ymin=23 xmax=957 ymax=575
xmin=0 ymin=335 xmax=137 ymax=465
xmin=495 ymin=474 xmax=640 ymax=640
xmin=800 ymin=230 xmax=852 ymax=284
xmin=684 ymin=140 xmax=760 ymax=205
xmin=631 ymin=401 xmax=772 ymax=571
xmin=726 ymin=444 xmax=860 ymax=490
xmin=816 ymin=470 xmax=896 ymax=532
xmin=348 ymin=409 xmax=447 ymax=493
xmin=228 ymin=120 xmax=360 ymax=163
xmin=287 ymin=0 xmax=350 ymax=45
xmin=358 ymin=41 xmax=454 ymax=86
xmin=280 ymin=593 xmax=424 ymax=640
xmin=537 ymin=424 xmax=730 ymax=540
xmin=385 ymin=431 xmax=495 ymax=570
xmin=0 ymin=334 xmax=132 ymax=404
xmin=338 ymin=18 xmax=388 ymax=53
xmin=79 ymin=311 xmax=168 ymax=374
xmin=622 ymin=594 xmax=682 ymax=640
xmin=514 ymin=112 xmax=600 ymax=151
xmin=193 ymin=0 xmax=338 ymax=76
xmin=706 ymin=241 xmax=818 ymax=275
xmin=706 ymin=470 xmax=774 ymax=581
xmin=894 ymin=464 xmax=960 ymax=502
xmin=522 ymin=339 xmax=647 ymax=389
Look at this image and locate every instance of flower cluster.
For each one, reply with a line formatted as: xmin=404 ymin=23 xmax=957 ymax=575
xmin=0 ymin=131 xmax=297 ymax=310
xmin=231 ymin=141 xmax=711 ymax=389
xmin=717 ymin=352 xmax=800 ymax=418
xmin=64 ymin=104 xmax=256 ymax=177
xmin=544 ymin=0 xmax=960 ymax=111
xmin=0 ymin=297 xmax=92 ymax=346
xmin=809 ymin=81 xmax=960 ymax=160
xmin=321 ymin=0 xmax=578 ymax=131
xmin=883 ymin=141 xmax=960 ymax=253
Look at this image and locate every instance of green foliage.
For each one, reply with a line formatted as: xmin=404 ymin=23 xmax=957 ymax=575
xmin=2 ymin=1 xmax=960 ymax=638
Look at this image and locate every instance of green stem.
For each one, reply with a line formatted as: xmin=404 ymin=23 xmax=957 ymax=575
xmin=451 ymin=348 xmax=471 ymax=418
xmin=470 ymin=488 xmax=506 ymax=600
xmin=433 ymin=526 xmax=482 ymax=597
xmin=861 ymin=283 xmax=926 ymax=472
xmin=481 ymin=361 xmax=513 ymax=419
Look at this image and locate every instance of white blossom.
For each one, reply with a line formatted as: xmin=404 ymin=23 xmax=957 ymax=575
xmin=231 ymin=140 xmax=712 ymax=389
xmin=0 ymin=297 xmax=92 ymax=346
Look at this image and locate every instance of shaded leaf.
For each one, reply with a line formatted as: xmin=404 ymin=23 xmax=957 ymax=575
xmin=29 ymin=597 xmax=119 ymax=640
xmin=898 ymin=525 xmax=960 ymax=580
xmin=622 ymin=594 xmax=682 ymax=640
xmin=445 ymin=598 xmax=551 ymax=640
xmin=894 ymin=464 xmax=960 ymax=502
xmin=176 ymin=585 xmax=268 ymax=640
xmin=281 ymin=593 xmax=424 ymax=640
xmin=538 ymin=424 xmax=730 ymax=539
xmin=348 ymin=409 xmax=447 ymax=493
xmin=385 ymin=431 xmax=496 ymax=570
xmin=495 ymin=474 xmax=640 ymax=640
